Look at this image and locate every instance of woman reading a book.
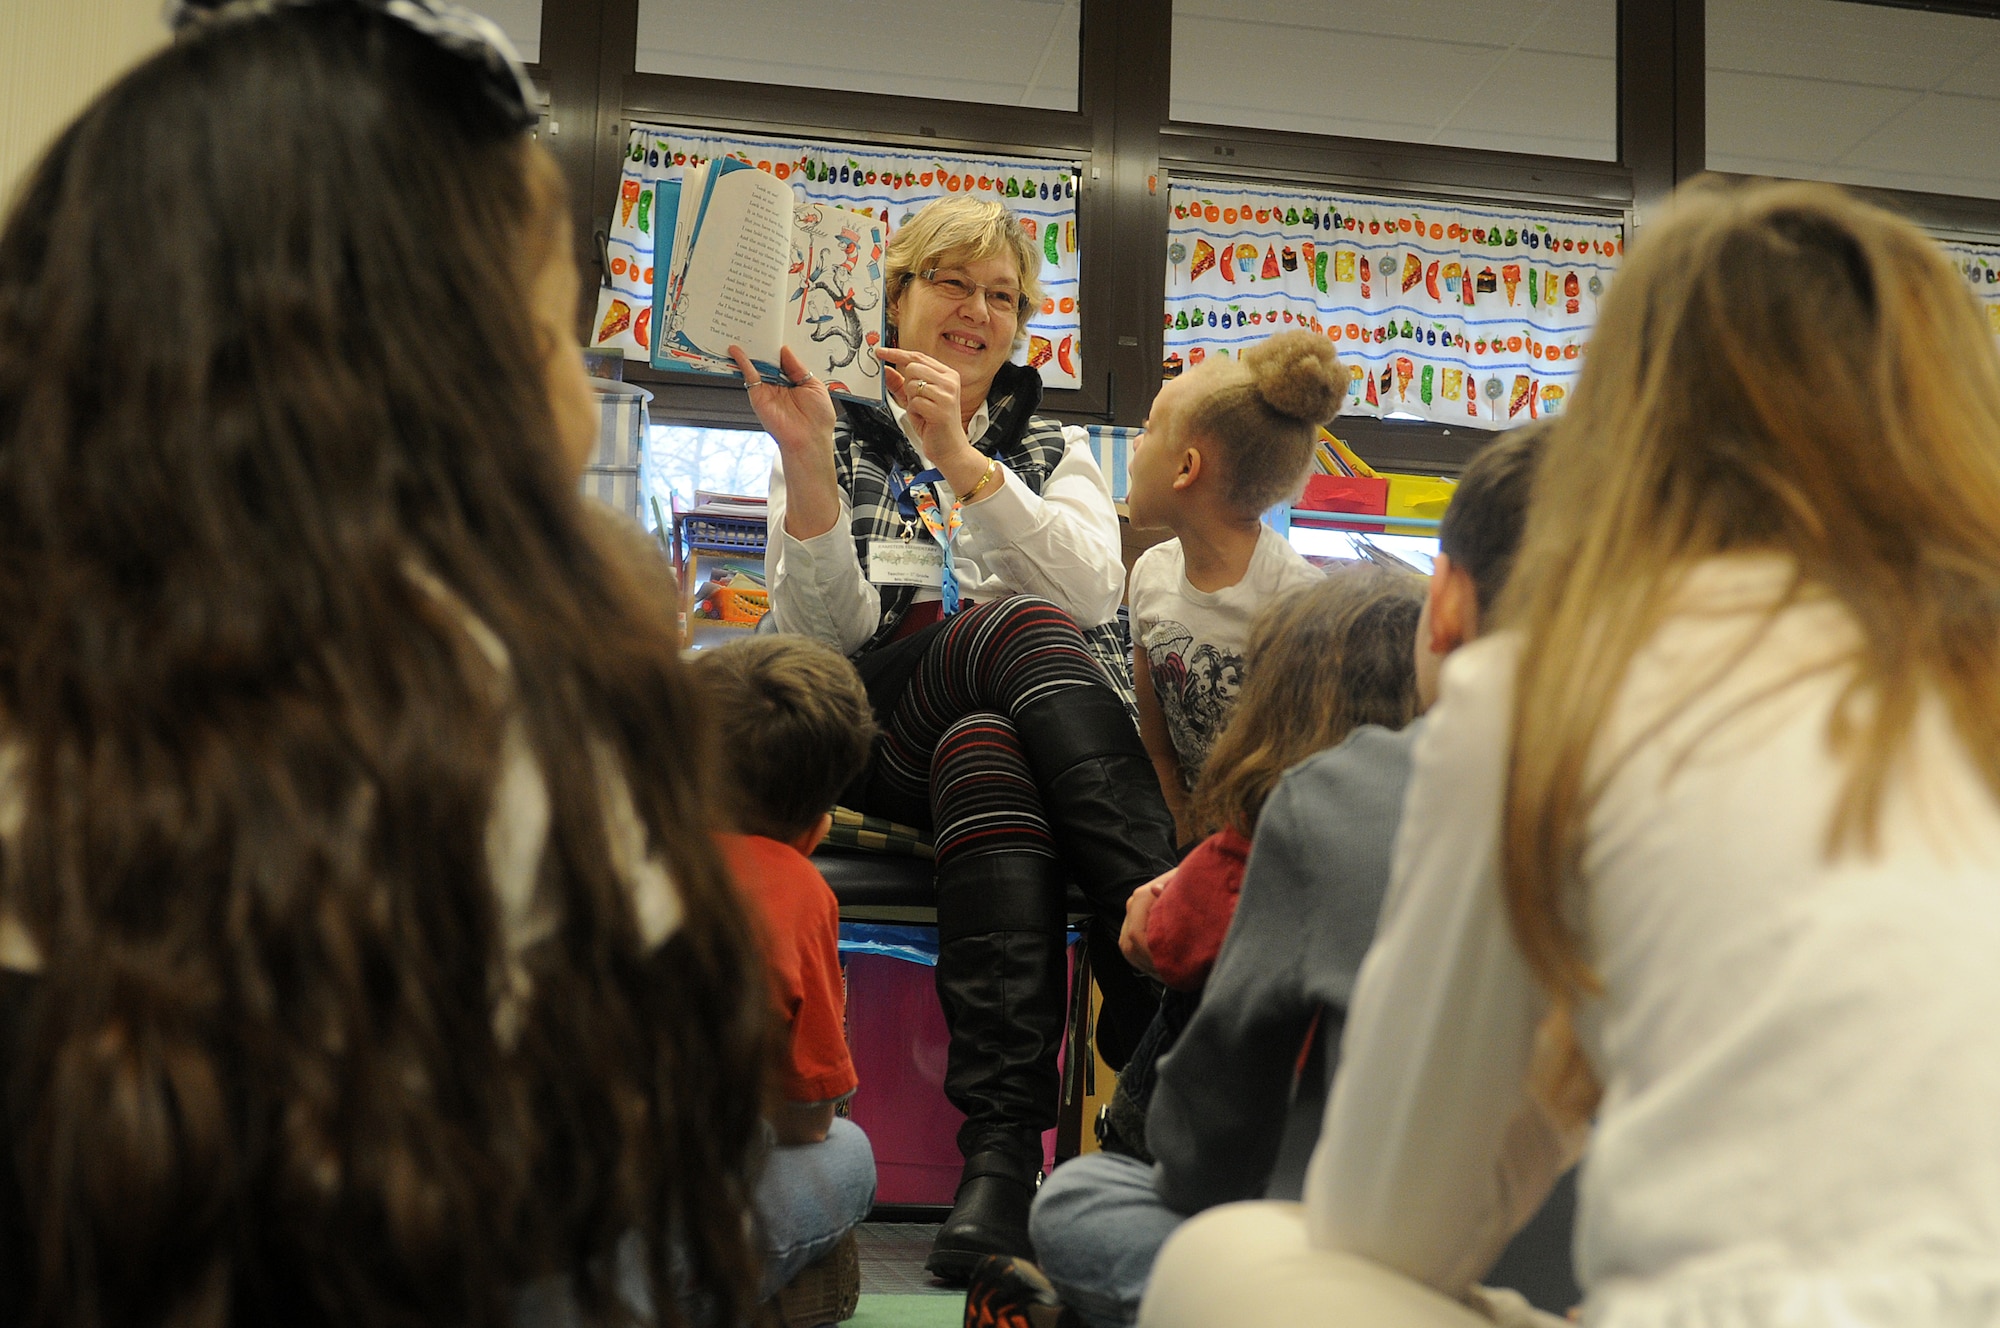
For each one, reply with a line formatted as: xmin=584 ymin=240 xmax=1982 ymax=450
xmin=732 ymin=196 xmax=1174 ymax=1281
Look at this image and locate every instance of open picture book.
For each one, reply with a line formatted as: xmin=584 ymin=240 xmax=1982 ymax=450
xmin=649 ymin=159 xmax=888 ymax=404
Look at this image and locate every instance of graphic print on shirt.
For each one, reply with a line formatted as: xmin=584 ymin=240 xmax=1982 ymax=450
xmin=1145 ymin=621 xmax=1246 ymax=788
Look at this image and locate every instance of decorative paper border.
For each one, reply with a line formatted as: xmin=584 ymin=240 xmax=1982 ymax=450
xmin=1165 ymin=179 xmax=1624 ymax=428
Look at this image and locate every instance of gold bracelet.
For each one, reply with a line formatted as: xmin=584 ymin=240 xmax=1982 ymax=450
xmin=961 ymin=457 xmax=1003 ymax=504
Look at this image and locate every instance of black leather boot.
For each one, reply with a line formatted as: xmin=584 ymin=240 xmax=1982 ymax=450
xmin=926 ymin=853 xmax=1070 ymax=1284
xmin=926 ymin=1134 xmax=1043 ymax=1285
xmin=1012 ymin=687 xmax=1176 ymax=1070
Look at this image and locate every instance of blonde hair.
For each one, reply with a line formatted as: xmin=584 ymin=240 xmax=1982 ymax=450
xmin=1502 ymin=178 xmax=2000 ymax=1000
xmin=1191 ymin=564 xmax=1424 ymax=838
xmin=884 ymin=196 xmax=1044 ymax=351
xmin=1178 ymin=330 xmax=1345 ymax=515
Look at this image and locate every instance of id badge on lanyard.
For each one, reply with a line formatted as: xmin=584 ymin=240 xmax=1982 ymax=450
xmin=879 ymin=466 xmax=962 ymax=613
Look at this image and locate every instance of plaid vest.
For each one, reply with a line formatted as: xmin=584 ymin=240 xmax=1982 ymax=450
xmin=835 ymin=362 xmax=1136 ymax=714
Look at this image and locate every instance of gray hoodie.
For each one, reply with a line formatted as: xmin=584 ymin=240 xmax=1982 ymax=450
xmin=1147 ymin=721 xmax=1419 ymax=1213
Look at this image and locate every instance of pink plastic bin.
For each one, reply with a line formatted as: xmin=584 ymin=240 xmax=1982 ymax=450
xmin=842 ymin=948 xmax=1073 ymax=1206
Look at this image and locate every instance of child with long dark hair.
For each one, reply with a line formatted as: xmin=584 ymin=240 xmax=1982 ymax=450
xmin=0 ymin=3 xmax=769 ymax=1325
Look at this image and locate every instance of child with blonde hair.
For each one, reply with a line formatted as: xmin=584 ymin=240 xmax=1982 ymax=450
xmin=1145 ymin=178 xmax=2000 ymax=1328
xmin=1138 ymin=566 xmax=1423 ymax=991
xmin=1125 ymin=331 xmax=1342 ymax=842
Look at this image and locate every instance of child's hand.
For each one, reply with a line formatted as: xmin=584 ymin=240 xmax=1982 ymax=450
xmin=1119 ymin=871 xmax=1173 ymax=980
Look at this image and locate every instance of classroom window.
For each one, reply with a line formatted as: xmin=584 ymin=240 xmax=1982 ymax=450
xmin=456 ymin=0 xmax=540 ymax=63
xmin=1168 ymin=0 xmax=1617 ymax=162
xmin=1288 ymin=528 xmax=1440 ymax=574
xmin=633 ymin=0 xmax=1081 ymax=111
xmin=642 ymin=425 xmax=779 ymax=530
xmin=1707 ymin=0 xmax=2000 ymax=200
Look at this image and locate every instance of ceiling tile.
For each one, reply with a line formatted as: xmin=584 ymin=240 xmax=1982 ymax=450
xmin=1519 ymin=0 xmax=1618 ymax=59
xmin=1439 ymin=47 xmax=1615 ymax=158
xmin=1707 ymin=68 xmax=1921 ymax=167
xmin=1935 ymin=43 xmax=2000 ymax=99
xmin=1708 ymin=0 xmax=2000 ymax=92
xmin=458 ymin=0 xmax=541 ymax=63
xmin=1172 ymin=24 xmax=1505 ymax=122
xmin=1434 ymin=123 xmax=1619 ymax=158
xmin=1171 ymin=10 xmax=1613 ymax=157
xmin=1172 ymin=0 xmax=1611 ymax=56
xmin=637 ymin=0 xmax=1079 ymax=108
xmin=1837 ymin=90 xmax=2000 ymax=197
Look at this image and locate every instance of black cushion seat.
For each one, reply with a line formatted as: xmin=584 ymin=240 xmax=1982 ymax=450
xmin=813 ymin=844 xmax=1093 ymax=923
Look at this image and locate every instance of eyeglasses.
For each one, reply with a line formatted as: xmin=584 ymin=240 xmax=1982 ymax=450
xmin=918 ymin=269 xmax=1031 ymax=319
xmin=166 ymin=0 xmax=540 ymax=133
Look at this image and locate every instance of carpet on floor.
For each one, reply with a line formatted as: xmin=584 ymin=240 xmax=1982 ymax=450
xmin=847 ymin=1220 xmax=963 ymax=1327
xmin=855 ymin=1222 xmax=957 ymax=1296
xmin=847 ymin=1292 xmax=964 ymax=1327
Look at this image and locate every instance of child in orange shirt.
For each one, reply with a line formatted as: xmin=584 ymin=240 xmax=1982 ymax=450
xmin=692 ymin=637 xmax=881 ymax=1322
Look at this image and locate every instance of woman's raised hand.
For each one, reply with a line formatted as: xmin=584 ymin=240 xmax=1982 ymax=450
xmin=730 ymin=344 xmax=837 ymax=456
xmin=877 ymin=346 xmax=971 ymax=460
xmin=730 ymin=344 xmax=842 ymax=541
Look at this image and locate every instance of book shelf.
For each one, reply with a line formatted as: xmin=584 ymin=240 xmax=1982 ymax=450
xmin=669 ymin=492 xmax=770 ymax=649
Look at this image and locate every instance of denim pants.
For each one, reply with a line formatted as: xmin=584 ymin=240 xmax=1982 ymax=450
xmin=755 ymin=1116 xmax=878 ymax=1300
xmin=510 ymin=1117 xmax=878 ymax=1325
xmin=1029 ymin=1151 xmax=1186 ymax=1328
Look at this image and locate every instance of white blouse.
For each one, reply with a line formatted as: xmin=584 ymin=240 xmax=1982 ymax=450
xmin=1308 ymin=554 xmax=2000 ymax=1328
xmin=764 ymin=398 xmax=1125 ymax=656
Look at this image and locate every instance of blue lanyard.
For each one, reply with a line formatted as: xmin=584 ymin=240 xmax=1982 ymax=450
xmin=890 ymin=465 xmax=962 ymax=614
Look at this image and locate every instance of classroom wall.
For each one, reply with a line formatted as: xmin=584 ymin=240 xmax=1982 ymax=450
xmin=0 ymin=0 xmax=165 ymax=212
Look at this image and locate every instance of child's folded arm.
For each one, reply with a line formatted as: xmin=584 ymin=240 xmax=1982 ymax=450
xmin=1133 ymin=645 xmax=1196 ymax=845
xmin=1148 ymin=987 xmax=1322 ymax=1214
xmin=1144 ymin=827 xmax=1251 ymax=990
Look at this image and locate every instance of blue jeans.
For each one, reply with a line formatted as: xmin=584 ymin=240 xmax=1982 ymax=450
xmin=1031 ymin=1157 xmax=1584 ymax=1328
xmin=756 ymin=1116 xmax=878 ymax=1300
xmin=509 ymin=1118 xmax=878 ymax=1325
xmin=1029 ymin=1152 xmax=1186 ymax=1328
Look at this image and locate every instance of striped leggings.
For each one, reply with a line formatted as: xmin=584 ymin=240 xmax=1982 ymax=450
xmin=871 ymin=597 xmax=1106 ymax=870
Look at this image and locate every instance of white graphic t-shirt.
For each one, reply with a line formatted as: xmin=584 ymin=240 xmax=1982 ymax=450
xmin=1128 ymin=524 xmax=1323 ymax=789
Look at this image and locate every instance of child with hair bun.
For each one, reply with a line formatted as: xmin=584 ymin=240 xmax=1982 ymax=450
xmin=1126 ymin=330 xmax=1343 ymax=842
